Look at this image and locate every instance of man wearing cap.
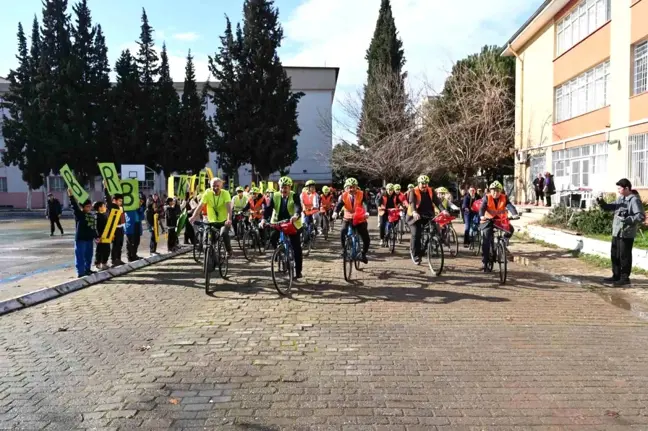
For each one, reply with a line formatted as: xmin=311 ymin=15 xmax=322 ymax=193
xmin=46 ymin=193 xmax=64 ymax=236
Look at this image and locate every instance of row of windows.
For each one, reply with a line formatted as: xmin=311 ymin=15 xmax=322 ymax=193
xmin=552 ymin=142 xmax=608 ymax=188
xmin=555 ymin=61 xmax=609 ymax=122
xmin=556 ymin=0 xmax=611 ymax=56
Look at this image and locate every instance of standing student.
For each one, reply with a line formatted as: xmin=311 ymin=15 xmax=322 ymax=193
xmin=145 ymin=200 xmax=158 ymax=254
xmin=93 ymin=201 xmax=110 ymax=270
xmin=165 ymin=197 xmax=181 ymax=251
xmin=125 ymin=193 xmax=146 ymax=261
xmin=68 ymin=189 xmax=98 ymax=278
xmin=46 ymin=193 xmax=64 ymax=236
xmin=104 ymin=184 xmax=125 ymax=267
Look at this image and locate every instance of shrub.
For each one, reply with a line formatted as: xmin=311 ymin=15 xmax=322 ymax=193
xmin=569 ymin=207 xmax=613 ymax=235
xmin=541 ymin=205 xmax=575 ymax=227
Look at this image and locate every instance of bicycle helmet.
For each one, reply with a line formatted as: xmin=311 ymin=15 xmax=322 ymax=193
xmin=322 ymin=186 xmax=330 ymax=194
xmin=417 ymin=175 xmax=430 ymax=184
xmin=407 ymin=184 xmax=414 ymax=190
xmin=344 ymin=177 xmax=358 ymax=188
xmin=278 ymin=176 xmax=293 ymax=187
xmin=251 ymin=187 xmax=260 ymax=194
xmin=385 ymin=183 xmax=394 ymax=192
xmin=489 ymin=180 xmax=503 ymax=191
xmin=305 ymin=180 xmax=316 ymax=187
xmin=394 ymin=185 xmax=401 ymax=192
xmin=436 ymin=186 xmax=449 ymax=194
xmin=235 ymin=186 xmax=244 ymax=192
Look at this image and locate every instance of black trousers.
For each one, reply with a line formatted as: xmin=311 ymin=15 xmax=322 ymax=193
xmin=379 ymin=214 xmax=389 ymax=240
xmin=534 ymin=190 xmax=544 ymax=203
xmin=611 ymin=236 xmax=634 ymax=280
xmin=546 ymin=194 xmax=552 ymax=206
xmin=49 ymin=217 xmax=63 ymax=235
xmin=340 ymin=220 xmax=370 ymax=254
xmin=149 ymin=232 xmax=157 ymax=254
xmin=95 ymin=243 xmax=110 ymax=265
xmin=270 ymin=228 xmax=303 ymax=275
xmin=111 ymin=228 xmax=124 ymax=264
xmin=167 ymin=228 xmax=178 ymax=251
xmin=184 ymin=222 xmax=195 ymax=245
xmin=410 ymin=219 xmax=425 ymax=257
xmin=481 ymin=222 xmax=514 ymax=264
xmin=126 ymin=233 xmax=141 ymax=260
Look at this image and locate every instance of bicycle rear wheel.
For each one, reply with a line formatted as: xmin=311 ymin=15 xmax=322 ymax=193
xmin=497 ymin=242 xmax=507 ymax=285
xmin=427 ymin=235 xmax=444 ymax=276
xmin=271 ymin=244 xmax=293 ymax=296
xmin=193 ymin=233 xmax=204 ymax=263
xmin=473 ymin=229 xmax=482 ymax=256
xmin=242 ymin=230 xmax=256 ymax=261
xmin=389 ymin=225 xmax=397 ymax=254
xmin=204 ymin=246 xmax=213 ymax=293
xmin=217 ymin=238 xmax=229 ymax=278
xmin=448 ymin=226 xmax=459 ymax=257
xmin=301 ymin=228 xmax=312 ymax=257
xmin=343 ymin=239 xmax=353 ymax=282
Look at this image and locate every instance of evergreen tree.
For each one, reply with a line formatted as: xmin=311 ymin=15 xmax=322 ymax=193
xmin=92 ymin=24 xmax=112 ymax=162
xmin=154 ymin=43 xmax=181 ymax=175
xmin=1 ymin=23 xmax=50 ymax=190
xmin=135 ymin=8 xmax=159 ymax=164
xmin=357 ymin=0 xmax=407 ymax=148
xmin=178 ymin=50 xmax=208 ymax=173
xmin=109 ymin=50 xmax=142 ymax=164
xmin=237 ymin=0 xmax=303 ymax=180
xmin=208 ymin=18 xmax=248 ymax=177
xmin=36 ymin=0 xmax=74 ymax=175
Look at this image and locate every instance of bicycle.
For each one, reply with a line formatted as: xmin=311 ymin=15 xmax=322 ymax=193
xmin=320 ymin=208 xmax=332 ymax=240
xmin=384 ymin=208 xmax=401 ymax=254
xmin=192 ymin=222 xmax=205 ymax=263
xmin=233 ymin=211 xmax=250 ymax=248
xmin=242 ymin=218 xmax=268 ymax=261
xmin=269 ymin=219 xmax=298 ymax=296
xmin=342 ymin=212 xmax=367 ymax=282
xmin=196 ymin=221 xmax=229 ymax=293
xmin=435 ymin=213 xmax=458 ymax=258
xmin=301 ymin=216 xmax=317 ymax=257
xmin=410 ymin=216 xmax=444 ymax=276
xmin=468 ymin=214 xmax=481 ymax=256
xmin=483 ymin=216 xmax=519 ymax=285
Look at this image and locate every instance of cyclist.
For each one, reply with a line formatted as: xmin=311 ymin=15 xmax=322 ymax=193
xmin=261 ymin=176 xmax=304 ymax=280
xmin=301 ymin=180 xmax=320 ymax=234
xmin=241 ymin=187 xmax=265 ymax=222
xmin=189 ymin=177 xmax=233 ymax=255
xmin=436 ymin=187 xmax=460 ymax=212
xmin=332 ymin=178 xmax=370 ymax=263
xmin=461 ymin=186 xmax=480 ymax=247
xmin=320 ymin=186 xmax=334 ymax=230
xmin=232 ymin=186 xmax=248 ymax=237
xmin=479 ymin=181 xmax=518 ymax=272
xmin=379 ymin=183 xmax=400 ymax=246
xmin=409 ymin=175 xmax=448 ymax=264
xmin=393 ymin=185 xmax=405 ymax=206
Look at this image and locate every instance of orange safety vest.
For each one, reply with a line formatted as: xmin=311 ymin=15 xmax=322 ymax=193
xmin=248 ymin=196 xmax=264 ymax=220
xmin=320 ymin=194 xmax=333 ymax=211
xmin=484 ymin=194 xmax=508 ymax=220
xmin=381 ymin=194 xmax=399 ymax=208
xmin=301 ymin=192 xmax=318 ymax=216
xmin=342 ymin=190 xmax=364 ymax=220
xmin=413 ymin=187 xmax=433 ymax=210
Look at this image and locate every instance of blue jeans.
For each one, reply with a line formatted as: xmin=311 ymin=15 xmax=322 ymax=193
xmin=75 ymin=240 xmax=94 ymax=276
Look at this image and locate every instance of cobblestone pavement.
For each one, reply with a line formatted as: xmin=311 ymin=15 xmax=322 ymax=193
xmin=1 ymin=223 xmax=648 ymax=430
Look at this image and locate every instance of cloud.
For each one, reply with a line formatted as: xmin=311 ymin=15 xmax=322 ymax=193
xmin=282 ymin=0 xmax=537 ymax=94
xmin=172 ymin=32 xmax=200 ymax=42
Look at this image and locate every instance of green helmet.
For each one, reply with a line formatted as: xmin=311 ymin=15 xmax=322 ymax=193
xmin=305 ymin=180 xmax=316 ymax=187
xmin=417 ymin=175 xmax=430 ymax=184
xmin=407 ymin=184 xmax=415 ymax=190
xmin=278 ymin=176 xmax=293 ymax=187
xmin=322 ymin=186 xmax=330 ymax=194
xmin=489 ymin=180 xmax=503 ymax=191
xmin=385 ymin=183 xmax=394 ymax=192
xmin=251 ymin=187 xmax=260 ymax=194
xmin=394 ymin=184 xmax=401 ymax=192
xmin=344 ymin=178 xmax=358 ymax=188
xmin=436 ymin=186 xmax=449 ymax=194
xmin=235 ymin=186 xmax=244 ymax=192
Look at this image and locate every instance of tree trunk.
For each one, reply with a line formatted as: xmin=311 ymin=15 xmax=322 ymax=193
xmin=26 ymin=188 xmax=32 ymax=211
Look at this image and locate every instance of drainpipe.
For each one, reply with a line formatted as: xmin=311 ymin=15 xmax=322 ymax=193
xmin=508 ymin=43 xmax=525 ymax=203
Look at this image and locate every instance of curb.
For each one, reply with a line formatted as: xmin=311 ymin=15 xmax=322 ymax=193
xmin=0 ymin=247 xmax=191 ymax=316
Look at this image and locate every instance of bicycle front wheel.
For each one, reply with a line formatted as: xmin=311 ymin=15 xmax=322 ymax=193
xmin=204 ymin=246 xmax=213 ymax=293
xmin=217 ymin=238 xmax=229 ymax=279
xmin=193 ymin=235 xmax=204 ymax=264
xmin=448 ymin=226 xmax=459 ymax=257
xmin=427 ymin=235 xmax=444 ymax=276
xmin=323 ymin=216 xmax=329 ymax=240
xmin=271 ymin=244 xmax=293 ymax=296
xmin=497 ymin=242 xmax=507 ymax=285
xmin=398 ymin=220 xmax=404 ymax=243
xmin=473 ymin=230 xmax=482 ymax=256
xmin=343 ymin=239 xmax=353 ymax=282
xmin=242 ymin=230 xmax=256 ymax=261
xmin=389 ymin=226 xmax=397 ymax=254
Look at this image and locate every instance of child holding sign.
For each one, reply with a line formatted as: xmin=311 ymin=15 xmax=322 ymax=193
xmin=67 ymin=189 xmax=98 ymax=277
xmin=93 ymin=201 xmax=110 ymax=270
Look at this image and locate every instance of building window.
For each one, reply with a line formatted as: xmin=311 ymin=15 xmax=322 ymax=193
xmin=49 ymin=176 xmax=66 ymax=192
xmin=0 ymin=177 xmax=7 ymax=193
xmin=629 ymin=133 xmax=648 ymax=187
xmin=553 ymin=142 xmax=607 ymax=187
xmin=556 ymin=0 xmax=611 ymax=56
xmin=634 ymin=40 xmax=648 ymax=96
xmin=0 ymin=149 xmax=5 ymax=168
xmin=555 ymin=60 xmax=609 ymax=122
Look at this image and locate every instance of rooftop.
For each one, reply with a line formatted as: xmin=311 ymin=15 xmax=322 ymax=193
xmin=501 ymin=0 xmax=570 ymax=56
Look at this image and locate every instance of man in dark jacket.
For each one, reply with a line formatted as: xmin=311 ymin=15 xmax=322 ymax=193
xmin=598 ymin=178 xmax=646 ymax=286
xmin=46 ymin=193 xmax=64 ymax=236
xmin=68 ymin=189 xmax=98 ymax=277
xmin=461 ymin=186 xmax=481 ymax=247
xmin=532 ymin=173 xmax=545 ymax=206
xmin=544 ymin=172 xmax=556 ymax=206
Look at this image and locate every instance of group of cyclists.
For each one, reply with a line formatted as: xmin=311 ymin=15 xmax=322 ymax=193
xmin=188 ymin=173 xmax=520 ymax=293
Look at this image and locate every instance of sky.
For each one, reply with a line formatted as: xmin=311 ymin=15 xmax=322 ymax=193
xmin=0 ymin=0 xmax=544 ymax=141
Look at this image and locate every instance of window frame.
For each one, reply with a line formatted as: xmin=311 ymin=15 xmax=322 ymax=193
xmin=634 ymin=40 xmax=648 ymax=96
xmin=555 ymin=0 xmax=610 ymax=57
xmin=0 ymin=177 xmax=7 ymax=193
xmin=554 ymin=60 xmax=610 ymax=123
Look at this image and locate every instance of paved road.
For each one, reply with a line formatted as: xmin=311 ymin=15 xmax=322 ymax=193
xmin=1 ymin=226 xmax=648 ymax=430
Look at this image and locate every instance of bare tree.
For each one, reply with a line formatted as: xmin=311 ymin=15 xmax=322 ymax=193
xmin=319 ymin=67 xmax=436 ymax=183
xmin=421 ymin=57 xmax=515 ymax=186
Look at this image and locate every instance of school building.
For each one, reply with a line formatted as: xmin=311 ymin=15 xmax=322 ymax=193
xmin=503 ymin=0 xmax=648 ymax=205
xmin=0 ymin=66 xmax=338 ymax=209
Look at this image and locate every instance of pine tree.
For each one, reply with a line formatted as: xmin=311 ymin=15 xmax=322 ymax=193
xmin=178 ymin=50 xmax=208 ymax=173
xmin=109 ymin=50 xmax=142 ymax=164
xmin=154 ymin=43 xmax=181 ymax=176
xmin=135 ymin=8 xmax=159 ymax=164
xmin=235 ymin=0 xmax=303 ymax=180
xmin=36 ymin=0 xmax=74 ymax=175
xmin=1 ymin=23 xmax=49 ymax=190
xmin=357 ymin=0 xmax=407 ymax=148
xmin=92 ymin=24 xmax=112 ymax=162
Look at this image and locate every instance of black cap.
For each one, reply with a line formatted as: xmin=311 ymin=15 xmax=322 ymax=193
xmin=166 ymin=197 xmax=174 ymax=204
xmin=113 ymin=193 xmax=124 ymax=200
xmin=81 ymin=199 xmax=92 ymax=206
xmin=616 ymin=178 xmax=632 ymax=189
